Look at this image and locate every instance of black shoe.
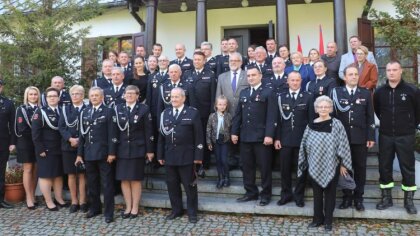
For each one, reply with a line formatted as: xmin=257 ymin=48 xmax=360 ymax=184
xmin=404 ymin=191 xmax=418 ymax=214
xmin=338 ymin=200 xmax=352 ymax=209
xmin=277 ymin=196 xmax=293 ymax=206
xmin=216 ymin=178 xmax=224 ymax=189
xmin=223 ymin=176 xmax=230 ymax=187
xmin=354 ymin=202 xmax=365 ymax=211
xmin=376 ymin=188 xmax=393 ymax=210
xmin=85 ymin=211 xmax=101 ymax=219
xmin=27 ymin=205 xmax=36 ymax=210
xmin=46 ymin=205 xmax=58 ymax=211
xmin=188 ymin=216 xmax=198 ymax=223
xmin=130 ymin=213 xmax=139 ymax=219
xmin=308 ymin=222 xmax=322 ymax=228
xmin=236 ymin=195 xmax=258 ymax=202
xmin=165 ymin=212 xmax=183 ymax=220
xmin=0 ymin=201 xmax=14 ymax=209
xmin=80 ymin=203 xmax=88 ymax=213
xmin=105 ymin=217 xmax=113 ymax=223
xmin=324 ymin=224 xmax=333 ymax=231
xmin=121 ymin=211 xmax=131 ymax=219
xmin=295 ymin=200 xmax=305 ymax=207
xmin=259 ymin=198 xmax=270 ymax=206
xmin=69 ymin=204 xmax=79 ymax=213
xmin=34 ymin=202 xmax=39 ymax=207
xmin=54 ymin=200 xmax=69 ymax=208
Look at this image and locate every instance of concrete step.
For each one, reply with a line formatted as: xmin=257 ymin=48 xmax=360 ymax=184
xmin=137 ymin=192 xmax=420 ymax=221
xmin=148 ymin=166 xmax=402 ymax=184
xmin=143 ymin=178 xmax=419 ymax=200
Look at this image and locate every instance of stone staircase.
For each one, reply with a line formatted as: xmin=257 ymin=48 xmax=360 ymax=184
xmin=137 ymin=148 xmax=420 ymax=221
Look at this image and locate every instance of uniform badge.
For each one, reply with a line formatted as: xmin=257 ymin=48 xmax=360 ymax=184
xmin=197 ymin=144 xmax=203 ymax=149
xmin=18 ymin=117 xmax=23 ymax=123
xmin=150 ymin=136 xmax=154 ymax=141
xmin=299 ymin=94 xmax=303 ymax=97
xmin=356 ymin=99 xmax=360 ymax=104
xmin=93 ymin=120 xmax=97 ymax=125
xmin=112 ymin=138 xmax=118 ymax=143
xmin=345 ymin=101 xmax=349 ymax=105
xmin=244 ymin=99 xmax=247 ymax=103
xmin=401 ymin=94 xmax=407 ymax=101
xmin=255 ymin=95 xmax=260 ymax=101
xmin=286 ymin=106 xmax=289 ymax=110
xmin=153 ymin=83 xmax=157 ymax=88
xmin=112 ymin=116 xmax=116 ymax=123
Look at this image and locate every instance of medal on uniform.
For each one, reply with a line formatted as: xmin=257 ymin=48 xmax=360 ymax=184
xmin=286 ymin=106 xmax=289 ymax=110
xmin=299 ymin=94 xmax=303 ymax=97
xmin=356 ymin=99 xmax=360 ymax=104
xmin=134 ymin=115 xmax=138 ymax=123
xmin=255 ymin=95 xmax=260 ymax=101
xmin=402 ymin=96 xmax=406 ymax=101
xmin=345 ymin=100 xmax=349 ymax=104
xmin=93 ymin=120 xmax=97 ymax=125
xmin=244 ymin=98 xmax=247 ymax=103
xmin=153 ymin=83 xmax=157 ymax=88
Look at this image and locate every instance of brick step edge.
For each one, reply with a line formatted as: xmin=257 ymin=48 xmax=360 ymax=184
xmin=138 ymin=192 xmax=420 ymax=221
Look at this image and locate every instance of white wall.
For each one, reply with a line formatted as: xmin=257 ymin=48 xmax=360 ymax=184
xmin=76 ymin=0 xmax=395 ymax=60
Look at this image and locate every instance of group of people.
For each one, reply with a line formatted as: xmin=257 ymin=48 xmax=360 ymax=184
xmin=0 ymin=35 xmax=419 ymax=231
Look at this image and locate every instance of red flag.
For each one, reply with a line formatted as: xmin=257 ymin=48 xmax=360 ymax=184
xmin=319 ymin=25 xmax=325 ymax=55
xmin=297 ymin=35 xmax=302 ymax=53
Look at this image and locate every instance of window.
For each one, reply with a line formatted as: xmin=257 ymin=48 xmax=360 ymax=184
xmin=102 ymin=36 xmax=133 ymax=61
xmin=374 ymin=28 xmax=418 ymax=85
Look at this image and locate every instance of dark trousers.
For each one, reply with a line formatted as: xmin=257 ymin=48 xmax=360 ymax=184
xmin=240 ymin=142 xmax=272 ymax=199
xmin=0 ymin=151 xmax=9 ymax=200
xmin=214 ymin=142 xmax=229 ymax=177
xmin=201 ymin=118 xmax=211 ymax=168
xmin=343 ymin=144 xmax=367 ymax=202
xmin=85 ymin=160 xmax=115 ymax=218
xmin=379 ymin=134 xmax=416 ymax=188
xmin=165 ymin=164 xmax=198 ymax=217
xmin=228 ymin=143 xmax=241 ymax=169
xmin=279 ymin=147 xmax=307 ymax=202
xmin=311 ymin=166 xmax=340 ymax=225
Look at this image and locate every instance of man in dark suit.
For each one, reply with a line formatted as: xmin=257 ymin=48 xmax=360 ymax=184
xmin=254 ymin=46 xmax=273 ymax=80
xmin=278 ymin=45 xmax=292 ymax=68
xmin=215 ymin=38 xmax=229 ymax=77
xmin=117 ymin=51 xmax=133 ymax=85
xmin=231 ymin=66 xmax=277 ymax=206
xmin=152 ymin=43 xmax=163 ymax=58
xmin=321 ymin=42 xmax=341 ymax=83
xmin=104 ymin=67 xmax=126 ymax=108
xmin=201 ymin=41 xmax=217 ymax=75
xmin=265 ymin=38 xmax=279 ymax=65
xmin=183 ymin=51 xmax=217 ymax=169
xmin=156 ymin=64 xmax=192 ymax=125
xmin=157 ymin=87 xmax=203 ymax=223
xmin=76 ymin=87 xmax=118 ymax=223
xmin=91 ymin=59 xmax=114 ymax=89
xmin=0 ymin=79 xmax=15 ymax=209
xmin=263 ymin=57 xmax=288 ymax=95
xmin=170 ymin=44 xmax=193 ymax=74
xmin=274 ymin=71 xmax=314 ymax=207
xmin=332 ymin=65 xmax=375 ymax=212
xmin=41 ymin=76 xmax=71 ymax=107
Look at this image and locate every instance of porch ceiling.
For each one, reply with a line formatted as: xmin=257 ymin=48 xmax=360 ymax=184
xmin=157 ymin=0 xmax=333 ymax=13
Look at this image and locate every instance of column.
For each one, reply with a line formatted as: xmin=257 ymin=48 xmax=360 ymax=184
xmin=195 ymin=0 xmax=208 ymax=48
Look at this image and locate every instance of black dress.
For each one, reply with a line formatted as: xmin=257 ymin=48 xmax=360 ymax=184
xmin=31 ymin=107 xmax=63 ymax=178
xmin=15 ymin=105 xmax=37 ymax=163
xmin=115 ymin=102 xmax=154 ymax=181
xmin=130 ymin=74 xmax=148 ymax=103
xmin=58 ymin=105 xmax=86 ymax=174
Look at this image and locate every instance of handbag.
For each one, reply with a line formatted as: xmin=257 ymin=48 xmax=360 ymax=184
xmin=337 ymin=174 xmax=356 ymax=190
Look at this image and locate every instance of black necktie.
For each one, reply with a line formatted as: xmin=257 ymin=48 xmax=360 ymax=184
xmin=174 ymin=109 xmax=179 ymax=119
xmin=173 ymin=83 xmax=177 ymax=88
xmin=116 ymin=86 xmax=119 ymax=93
xmin=277 ymin=75 xmax=281 ymax=80
xmin=108 ymin=79 xmax=112 ymax=84
xmin=350 ymin=89 xmax=354 ymax=99
xmin=54 ymin=108 xmax=60 ymax=118
xmin=161 ymin=72 xmax=164 ymax=77
xmin=291 ymin=92 xmax=296 ymax=102
xmin=75 ymin=107 xmax=79 ymax=113
xmin=316 ymin=79 xmax=321 ymax=84
xmin=178 ymin=59 xmax=181 ymax=65
xmin=251 ymin=88 xmax=256 ymax=96
xmin=269 ymin=55 xmax=273 ymax=59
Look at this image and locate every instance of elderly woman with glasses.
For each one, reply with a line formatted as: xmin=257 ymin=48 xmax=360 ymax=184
xmin=298 ymin=95 xmax=352 ymax=231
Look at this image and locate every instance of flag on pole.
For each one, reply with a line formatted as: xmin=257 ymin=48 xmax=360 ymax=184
xmin=319 ymin=25 xmax=325 ymax=55
xmin=297 ymin=35 xmax=302 ymax=53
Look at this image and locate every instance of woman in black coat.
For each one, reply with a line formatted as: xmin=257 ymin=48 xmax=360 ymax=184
xmin=115 ymin=85 xmax=154 ymax=218
xmin=15 ymin=86 xmax=40 ymax=209
xmin=58 ymin=85 xmax=87 ymax=213
xmin=31 ymin=87 xmax=66 ymax=211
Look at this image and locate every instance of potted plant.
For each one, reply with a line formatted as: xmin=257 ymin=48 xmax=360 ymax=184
xmin=5 ymin=165 xmax=25 ymax=203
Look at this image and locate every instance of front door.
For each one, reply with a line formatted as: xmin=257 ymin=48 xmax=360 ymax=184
xmin=224 ymin=25 xmax=270 ymax=56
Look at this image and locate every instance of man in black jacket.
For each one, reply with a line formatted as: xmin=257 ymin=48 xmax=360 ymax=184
xmin=231 ymin=66 xmax=277 ymax=206
xmin=0 ymin=79 xmax=15 ymax=209
xmin=374 ymin=61 xmax=420 ymax=214
xmin=332 ymin=66 xmax=375 ymax=211
xmin=157 ymin=87 xmax=203 ymax=223
xmin=76 ymin=87 xmax=118 ymax=223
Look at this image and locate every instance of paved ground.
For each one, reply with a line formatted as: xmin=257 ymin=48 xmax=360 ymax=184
xmin=0 ymin=203 xmax=419 ymax=235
